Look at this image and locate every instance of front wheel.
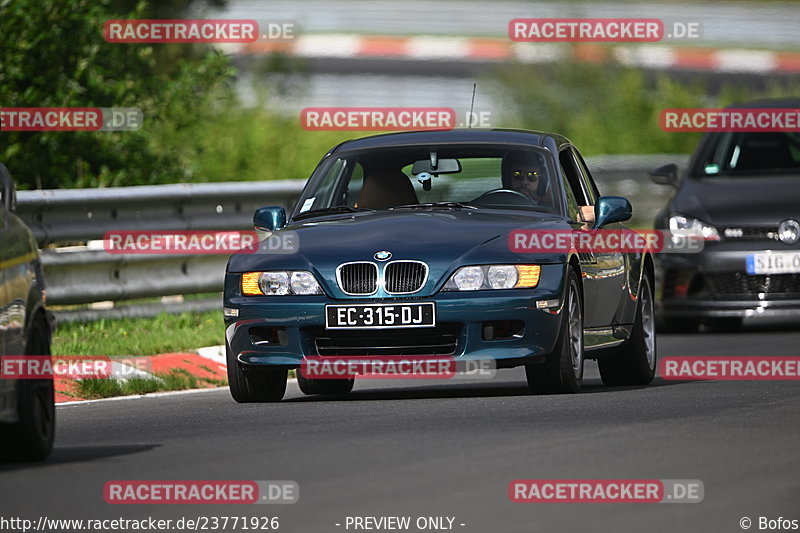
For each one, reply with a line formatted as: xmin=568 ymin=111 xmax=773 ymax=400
xmin=599 ymin=271 xmax=657 ymax=386
xmin=227 ymin=346 xmax=288 ymax=403
xmin=526 ymin=268 xmax=584 ymax=394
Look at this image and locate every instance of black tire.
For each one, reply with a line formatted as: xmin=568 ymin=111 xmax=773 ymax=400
xmin=599 ymin=272 xmax=657 ymax=386
xmin=656 ymin=316 xmax=698 ymax=334
xmin=0 ymin=316 xmax=55 ymax=462
xmin=525 ymin=268 xmax=584 ymax=394
xmin=226 ymin=346 xmax=287 ymax=403
xmin=296 ymin=372 xmax=354 ymax=395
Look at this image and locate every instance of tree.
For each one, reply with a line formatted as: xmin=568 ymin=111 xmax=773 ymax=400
xmin=0 ymin=0 xmax=235 ymax=188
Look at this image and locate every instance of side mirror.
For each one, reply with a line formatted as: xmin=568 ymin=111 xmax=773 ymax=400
xmin=0 ymin=163 xmax=17 ymax=213
xmin=649 ymin=163 xmax=679 ymax=187
xmin=253 ymin=206 xmax=286 ymax=231
xmin=593 ymin=196 xmax=632 ymax=229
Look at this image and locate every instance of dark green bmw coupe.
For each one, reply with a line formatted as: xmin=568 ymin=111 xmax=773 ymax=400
xmin=224 ymin=129 xmax=656 ymax=402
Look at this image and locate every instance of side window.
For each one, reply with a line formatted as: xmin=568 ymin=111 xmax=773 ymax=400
xmin=558 ymin=149 xmax=589 ymax=205
xmin=559 ymin=163 xmax=580 ymax=221
xmin=299 ymin=158 xmax=347 ymax=213
xmin=571 ymin=149 xmax=600 ymax=203
xmin=345 ymin=163 xmax=365 ymax=207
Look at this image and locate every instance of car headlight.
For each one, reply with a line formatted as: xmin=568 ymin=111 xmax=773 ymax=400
xmin=487 ymin=265 xmax=518 ymax=289
xmin=444 ymin=265 xmax=541 ymax=291
xmin=290 ymin=271 xmax=321 ymax=295
xmin=452 ymin=266 xmax=484 ymax=290
xmin=241 ymin=271 xmax=322 ymax=296
xmin=668 ymin=214 xmax=720 ymax=241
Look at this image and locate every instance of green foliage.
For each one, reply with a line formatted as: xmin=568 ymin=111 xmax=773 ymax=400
xmin=5 ymin=0 xmax=799 ymax=189
xmin=492 ymin=58 xmax=800 ymax=155
xmin=0 ymin=0 xmax=235 ymax=188
xmin=0 ymin=0 xmax=372 ymax=188
xmin=183 ymin=106 xmax=358 ymax=181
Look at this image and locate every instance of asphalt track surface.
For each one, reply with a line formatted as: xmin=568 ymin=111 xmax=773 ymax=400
xmin=2 ymin=326 xmax=800 ymax=533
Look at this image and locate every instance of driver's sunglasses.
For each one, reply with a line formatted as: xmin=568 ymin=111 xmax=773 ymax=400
xmin=511 ymin=170 xmax=540 ymax=181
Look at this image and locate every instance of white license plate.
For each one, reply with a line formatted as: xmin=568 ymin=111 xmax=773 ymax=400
xmin=325 ymin=302 xmax=436 ymax=329
xmin=746 ymin=252 xmax=800 ymax=275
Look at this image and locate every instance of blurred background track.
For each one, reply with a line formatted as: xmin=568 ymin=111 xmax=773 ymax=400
xmin=210 ymin=0 xmax=800 ymax=111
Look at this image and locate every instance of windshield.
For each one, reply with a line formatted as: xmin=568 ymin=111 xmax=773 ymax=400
xmin=292 ymin=144 xmax=561 ymax=219
xmin=694 ymin=131 xmax=800 ymax=177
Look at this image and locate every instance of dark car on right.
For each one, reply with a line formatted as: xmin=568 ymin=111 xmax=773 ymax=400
xmin=651 ymin=98 xmax=800 ymax=332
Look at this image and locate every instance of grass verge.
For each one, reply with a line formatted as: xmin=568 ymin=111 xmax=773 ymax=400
xmin=52 ymin=310 xmax=224 ymax=357
xmin=74 ymin=368 xmax=227 ymax=400
xmin=53 ymin=311 xmax=228 ymax=399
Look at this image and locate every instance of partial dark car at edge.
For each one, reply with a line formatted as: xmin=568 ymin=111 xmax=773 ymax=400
xmin=0 ymin=163 xmax=55 ymax=461
xmin=652 ymin=98 xmax=800 ymax=332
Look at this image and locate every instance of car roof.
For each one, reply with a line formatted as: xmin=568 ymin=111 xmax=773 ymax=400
xmin=330 ymin=128 xmax=571 ymax=154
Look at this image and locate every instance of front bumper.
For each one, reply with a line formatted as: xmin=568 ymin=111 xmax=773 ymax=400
xmin=224 ymin=265 xmax=566 ymax=368
xmin=656 ymin=241 xmax=800 ymax=319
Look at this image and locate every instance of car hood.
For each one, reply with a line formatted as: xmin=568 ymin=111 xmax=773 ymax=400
xmin=228 ymin=209 xmax=570 ymax=297
xmin=674 ymin=176 xmax=800 ymax=226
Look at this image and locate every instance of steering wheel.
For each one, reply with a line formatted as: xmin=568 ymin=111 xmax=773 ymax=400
xmin=471 ymin=188 xmax=536 ymax=207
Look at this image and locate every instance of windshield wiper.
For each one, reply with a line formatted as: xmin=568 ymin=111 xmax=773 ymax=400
xmin=293 ymin=205 xmax=375 ymax=220
xmin=390 ymin=202 xmax=477 ymax=210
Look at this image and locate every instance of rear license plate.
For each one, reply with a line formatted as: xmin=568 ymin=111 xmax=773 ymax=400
xmin=746 ymin=252 xmax=800 ymax=275
xmin=325 ymin=303 xmax=435 ymax=329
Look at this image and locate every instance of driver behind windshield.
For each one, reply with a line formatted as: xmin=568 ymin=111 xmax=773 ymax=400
xmin=501 ymin=151 xmax=549 ymax=204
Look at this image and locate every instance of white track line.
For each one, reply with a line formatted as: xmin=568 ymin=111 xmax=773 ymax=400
xmin=56 ymin=387 xmax=225 ymax=407
xmin=57 ymin=378 xmax=300 ymax=407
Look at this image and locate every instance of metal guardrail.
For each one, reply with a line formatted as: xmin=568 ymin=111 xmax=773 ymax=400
xmin=16 ymin=181 xmax=303 ymax=312
xmin=16 ymin=180 xmax=304 ymax=246
xmin=13 ymin=155 xmax=688 ymax=317
xmin=40 ymin=249 xmax=229 ymax=305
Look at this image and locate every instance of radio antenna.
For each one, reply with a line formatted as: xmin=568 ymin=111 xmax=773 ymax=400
xmin=467 ymin=83 xmax=476 ymax=128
